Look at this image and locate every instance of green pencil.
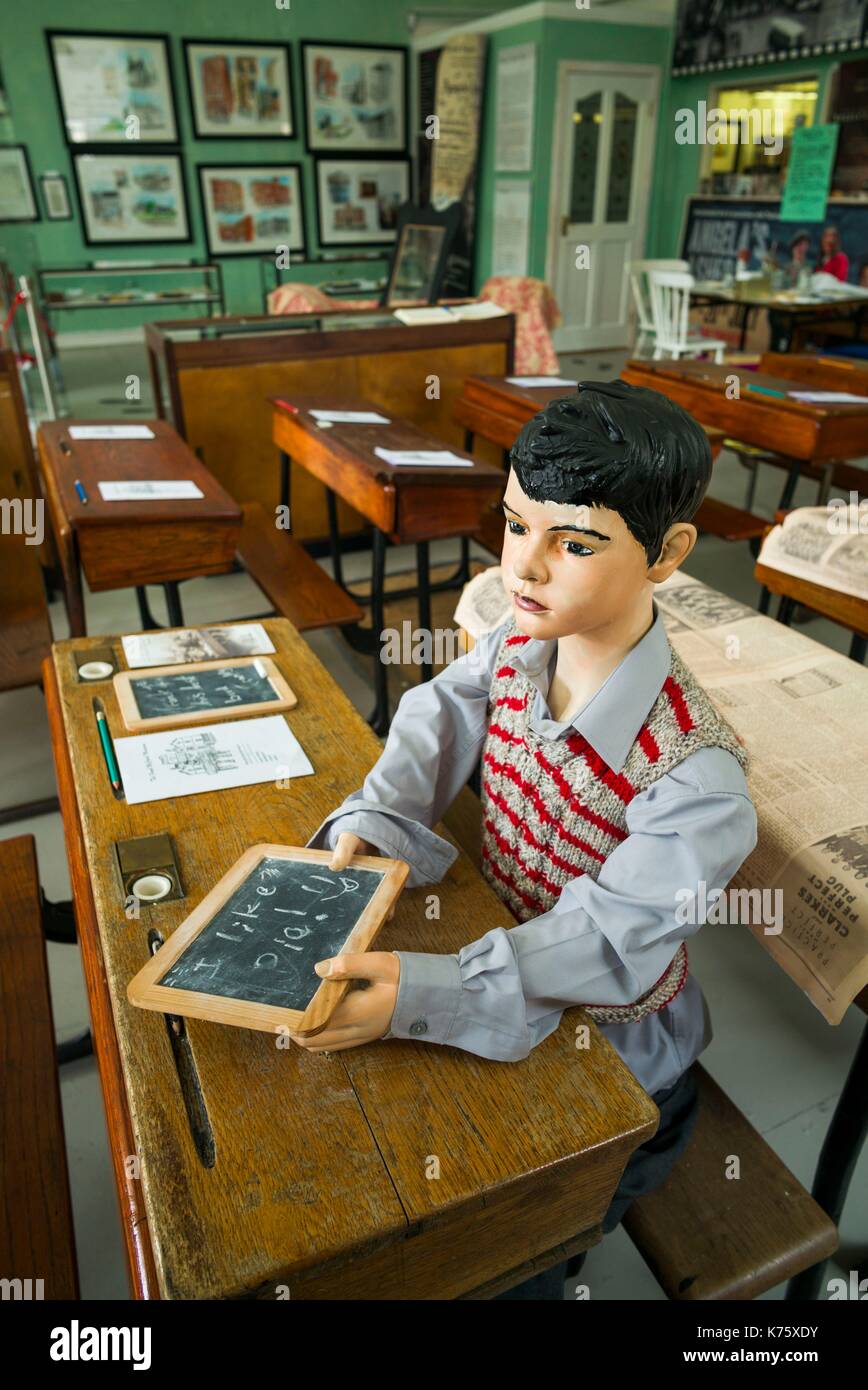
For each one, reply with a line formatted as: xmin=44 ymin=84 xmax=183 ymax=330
xmin=746 ymin=384 xmax=786 ymax=399
xmin=95 ymin=708 xmax=122 ymax=791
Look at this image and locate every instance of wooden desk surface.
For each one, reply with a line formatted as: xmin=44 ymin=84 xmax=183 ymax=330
xmin=45 ymin=618 xmax=658 ymax=1300
xmin=37 ymin=421 xmax=242 ymax=624
xmin=37 ymin=420 xmax=240 ymax=528
xmin=692 ymin=282 xmax=868 ymax=313
xmin=621 ymin=360 xmax=868 ymax=462
xmin=455 ymin=375 xmax=726 ymax=458
xmin=271 ymin=396 xmax=504 ymax=542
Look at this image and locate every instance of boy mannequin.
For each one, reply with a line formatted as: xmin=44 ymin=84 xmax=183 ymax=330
xmin=295 ymin=381 xmax=757 ymax=1298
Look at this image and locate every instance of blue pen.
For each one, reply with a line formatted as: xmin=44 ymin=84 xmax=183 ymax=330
xmin=74 ymin=479 xmax=88 ymax=505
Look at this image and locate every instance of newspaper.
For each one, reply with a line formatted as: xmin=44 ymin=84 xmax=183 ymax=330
xmin=454 ymin=565 xmax=868 ymax=1023
xmin=757 ymin=505 xmax=868 ymax=602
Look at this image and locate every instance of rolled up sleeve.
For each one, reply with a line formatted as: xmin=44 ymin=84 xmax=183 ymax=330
xmin=387 ymin=747 xmax=758 ymax=1061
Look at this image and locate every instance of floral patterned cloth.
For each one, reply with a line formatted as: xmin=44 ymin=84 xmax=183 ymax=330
xmin=267 ymin=284 xmax=380 ymax=315
xmin=478 ymin=276 xmax=563 ymax=375
xmin=268 ymin=275 xmax=564 ymax=377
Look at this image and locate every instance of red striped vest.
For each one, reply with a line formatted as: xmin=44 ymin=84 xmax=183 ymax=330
xmin=481 ymin=623 xmax=748 ymax=1025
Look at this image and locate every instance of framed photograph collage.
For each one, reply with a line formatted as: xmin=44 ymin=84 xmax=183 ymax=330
xmin=3 ymin=31 xmax=411 ymax=254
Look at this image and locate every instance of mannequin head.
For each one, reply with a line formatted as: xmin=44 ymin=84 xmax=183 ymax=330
xmin=502 ymin=381 xmax=711 ymax=640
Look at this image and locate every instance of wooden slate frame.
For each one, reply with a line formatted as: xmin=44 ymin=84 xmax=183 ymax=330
xmin=127 ymin=844 xmax=408 ymax=1036
xmin=113 ymin=655 xmax=296 ymax=731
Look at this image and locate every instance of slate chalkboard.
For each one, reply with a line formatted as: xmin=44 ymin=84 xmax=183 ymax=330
xmin=158 ymin=854 xmax=386 ymax=1011
xmin=114 ymin=657 xmax=296 ymax=731
xmin=131 ymin=665 xmax=276 ymax=719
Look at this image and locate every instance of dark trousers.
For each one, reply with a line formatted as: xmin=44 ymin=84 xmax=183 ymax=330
xmin=494 ymin=1064 xmax=700 ymax=1300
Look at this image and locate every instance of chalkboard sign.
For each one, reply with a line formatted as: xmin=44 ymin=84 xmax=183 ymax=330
xmin=127 ymin=845 xmax=408 ymax=1036
xmin=114 ymin=657 xmax=296 ymax=731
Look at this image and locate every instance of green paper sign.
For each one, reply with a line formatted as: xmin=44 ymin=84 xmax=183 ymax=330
xmin=780 ymin=124 xmax=840 ymax=224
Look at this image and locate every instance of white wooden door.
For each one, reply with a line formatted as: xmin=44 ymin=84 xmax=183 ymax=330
xmin=548 ymin=67 xmax=658 ymax=351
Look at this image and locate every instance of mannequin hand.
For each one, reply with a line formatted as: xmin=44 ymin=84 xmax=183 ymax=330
xmin=329 ymin=831 xmax=397 ymax=920
xmin=289 ymin=952 xmax=400 ymax=1053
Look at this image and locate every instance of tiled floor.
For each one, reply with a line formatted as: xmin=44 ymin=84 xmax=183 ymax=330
xmin=4 ymin=339 xmax=865 ymax=1299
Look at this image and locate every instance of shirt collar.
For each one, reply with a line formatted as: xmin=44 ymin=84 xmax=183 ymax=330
xmin=507 ymin=605 xmax=672 ymax=772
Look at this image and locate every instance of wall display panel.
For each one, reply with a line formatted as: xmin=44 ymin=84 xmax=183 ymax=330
xmin=73 ymin=151 xmax=190 ymax=245
xmin=199 ymin=164 xmax=305 ymax=257
xmin=302 ymin=42 xmax=407 ymax=153
xmin=184 ymin=39 xmax=294 ymax=139
xmin=48 ymin=30 xmax=179 ymax=144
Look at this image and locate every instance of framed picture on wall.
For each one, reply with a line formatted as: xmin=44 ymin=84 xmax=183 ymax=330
xmin=315 ymin=157 xmax=409 ymax=247
xmin=184 ymin=39 xmax=295 ymax=139
xmin=73 ymin=151 xmax=190 ymax=245
xmin=47 ymin=30 xmax=179 ymax=144
xmin=0 ymin=146 xmax=39 ymax=222
xmin=40 ymin=172 xmax=73 ymax=221
xmin=198 ymin=164 xmax=305 ymax=257
xmin=302 ymin=42 xmax=407 ymax=153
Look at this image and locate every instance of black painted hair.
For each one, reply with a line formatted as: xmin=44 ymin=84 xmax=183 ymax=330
xmin=508 ymin=380 xmax=712 ymax=564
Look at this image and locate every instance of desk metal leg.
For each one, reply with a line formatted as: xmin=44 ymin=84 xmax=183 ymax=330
xmin=369 ymin=528 xmax=389 ymax=736
xmin=326 ymin=486 xmax=345 ymax=590
xmin=758 ymin=586 xmax=772 ymax=616
xmin=416 ymin=541 xmax=433 ymax=685
xmin=163 ymin=581 xmax=184 ymax=628
xmin=778 ymin=457 xmax=803 ymax=511
xmin=849 ymin=634 xmax=867 ymax=664
xmin=135 ymin=583 xmax=184 ymax=629
xmin=777 ymin=595 xmax=796 ymax=627
xmin=786 ymin=1019 xmax=868 ymax=1301
xmin=279 ymin=450 xmax=291 ymax=513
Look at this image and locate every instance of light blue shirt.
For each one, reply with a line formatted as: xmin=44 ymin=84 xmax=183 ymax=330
xmin=306 ymin=608 xmax=758 ymax=1094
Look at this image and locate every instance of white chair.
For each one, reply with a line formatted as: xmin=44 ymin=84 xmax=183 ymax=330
xmin=626 ymin=259 xmax=689 ymax=357
xmin=648 ymin=269 xmax=727 ymax=363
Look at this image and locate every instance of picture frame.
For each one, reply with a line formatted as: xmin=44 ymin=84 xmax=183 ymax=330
xmin=113 ymin=656 xmax=298 ymax=732
xmin=302 ymin=41 xmax=407 ymax=154
xmin=198 ymin=163 xmax=305 ymax=258
xmin=0 ymin=145 xmax=39 ymax=222
xmin=47 ymin=29 xmax=179 ymax=145
xmin=183 ymin=38 xmax=295 ymax=139
xmin=40 ymin=172 xmax=73 ymax=221
xmin=127 ymin=844 xmax=409 ymax=1037
xmin=315 ymin=157 xmax=410 ymax=247
xmin=72 ymin=150 xmax=191 ymax=246
xmin=383 ymin=202 xmax=463 ymax=307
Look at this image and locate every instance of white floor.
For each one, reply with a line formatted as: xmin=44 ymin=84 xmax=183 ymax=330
xmin=4 ymin=342 xmax=866 ymax=1299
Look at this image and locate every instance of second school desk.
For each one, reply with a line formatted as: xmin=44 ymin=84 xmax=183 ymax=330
xmin=620 ymin=359 xmax=868 ymax=508
xmin=271 ymin=396 xmax=505 ymax=729
xmin=45 ymin=617 xmax=658 ymax=1300
xmin=452 ymin=377 xmax=749 ymax=549
xmin=37 ymin=420 xmax=242 ymax=638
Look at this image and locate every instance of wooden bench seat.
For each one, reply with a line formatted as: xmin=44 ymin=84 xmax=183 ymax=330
xmin=0 ymin=834 xmax=78 ymax=1299
xmin=237 ymin=501 xmax=363 ymax=632
xmin=622 ymin=1064 xmax=838 ymax=1300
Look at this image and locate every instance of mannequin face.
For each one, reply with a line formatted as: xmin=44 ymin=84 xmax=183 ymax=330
xmin=500 ymin=469 xmax=696 ymax=641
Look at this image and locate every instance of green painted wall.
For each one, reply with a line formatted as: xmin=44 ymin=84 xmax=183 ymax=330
xmin=474 ymin=15 xmax=674 ymax=286
xmin=0 ymin=0 xmax=507 ymax=328
xmin=649 ymin=44 xmax=868 ymax=258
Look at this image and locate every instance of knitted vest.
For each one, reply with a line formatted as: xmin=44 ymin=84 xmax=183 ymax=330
xmin=480 ymin=623 xmax=748 ymax=1025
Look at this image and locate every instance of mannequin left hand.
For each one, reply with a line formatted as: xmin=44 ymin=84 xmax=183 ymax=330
xmin=289 ymin=952 xmax=400 ymax=1054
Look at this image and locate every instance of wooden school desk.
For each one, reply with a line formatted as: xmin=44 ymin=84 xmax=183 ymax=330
xmin=44 ymin=617 xmax=658 ymax=1300
xmin=271 ymin=396 xmax=505 ymax=730
xmin=452 ymin=376 xmax=763 ymax=550
xmin=145 ymin=309 xmax=515 ymax=542
xmin=37 ymin=420 xmax=242 ymax=637
xmin=620 ymin=359 xmax=868 ymax=510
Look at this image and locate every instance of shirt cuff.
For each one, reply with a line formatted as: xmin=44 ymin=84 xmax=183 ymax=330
xmin=305 ymin=803 xmax=458 ymax=887
xmin=386 ymin=950 xmax=463 ymax=1044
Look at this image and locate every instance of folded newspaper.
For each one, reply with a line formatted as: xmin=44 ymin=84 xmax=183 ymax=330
xmin=453 ymin=565 xmax=868 ymax=1023
xmin=757 ymin=505 xmax=868 ymax=602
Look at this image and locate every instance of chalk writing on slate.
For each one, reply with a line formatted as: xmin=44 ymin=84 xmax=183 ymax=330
xmin=158 ymin=855 xmax=386 ymax=1010
xmin=130 ymin=665 xmax=277 ymax=719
